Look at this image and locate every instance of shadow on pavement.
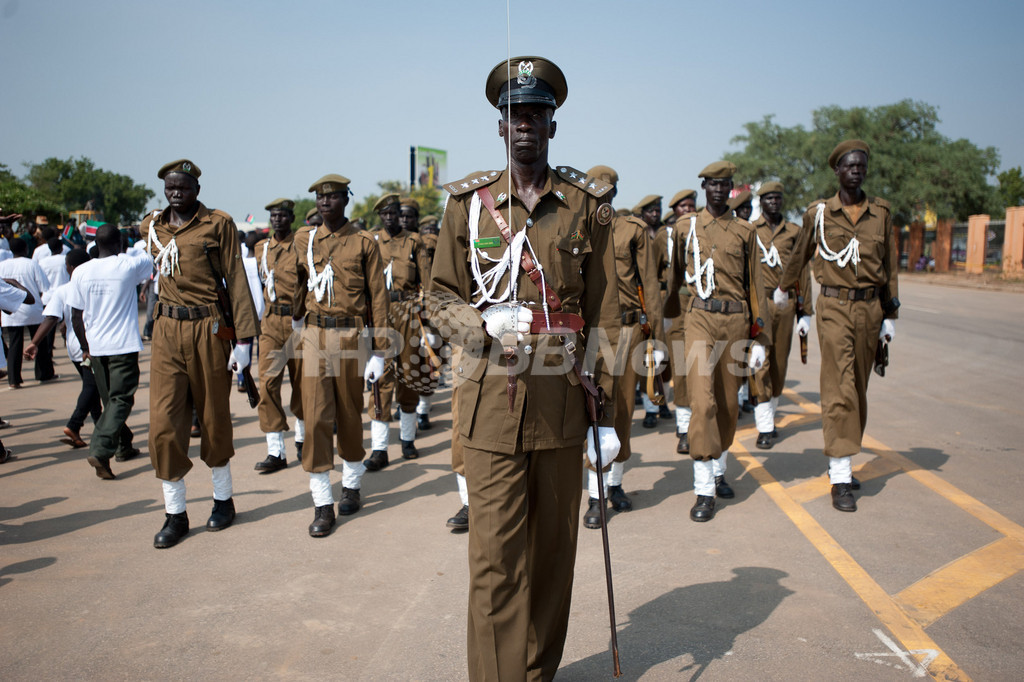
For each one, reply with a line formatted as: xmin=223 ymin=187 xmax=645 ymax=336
xmin=560 ymin=567 xmax=794 ymax=681
xmin=0 ymin=498 xmax=163 ymax=545
xmin=0 ymin=557 xmax=57 ymax=587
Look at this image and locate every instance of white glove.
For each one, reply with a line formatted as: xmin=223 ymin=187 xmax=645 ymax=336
xmin=424 ymin=332 xmax=440 ymax=347
xmin=230 ymin=343 xmax=251 ymax=373
xmin=644 ymin=348 xmax=666 ymax=369
xmin=880 ymin=319 xmax=895 ymax=342
xmin=586 ymin=426 xmax=620 ymax=469
xmin=796 ymin=316 xmax=811 ymax=337
xmin=291 ymin=317 xmax=304 ymax=331
xmin=749 ymin=343 xmax=766 ymax=370
xmin=484 ymin=305 xmax=533 ymax=343
xmin=773 ymin=287 xmax=790 ymax=307
xmin=364 ymin=354 xmax=385 ymax=383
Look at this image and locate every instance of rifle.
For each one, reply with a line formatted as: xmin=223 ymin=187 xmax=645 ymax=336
xmin=581 ymin=369 xmax=622 ymax=678
xmin=416 ymin=291 xmax=443 ymax=383
xmin=745 ymin=242 xmax=769 ymax=405
xmin=636 ymin=282 xmax=664 ymax=406
xmin=364 ymin=279 xmax=383 ymax=421
xmin=792 ymin=281 xmax=809 ymax=365
xmin=203 ymin=244 xmax=259 ymax=408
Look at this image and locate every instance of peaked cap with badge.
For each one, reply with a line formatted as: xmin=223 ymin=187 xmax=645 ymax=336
xmin=308 ymin=174 xmax=351 ymax=194
xmin=486 ymin=56 xmax=567 ymax=110
xmin=158 ymin=159 xmax=201 ymax=180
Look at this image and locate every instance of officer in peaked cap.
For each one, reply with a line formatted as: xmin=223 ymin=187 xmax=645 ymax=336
xmin=777 ymin=139 xmax=898 ymax=513
xmin=664 ymin=160 xmax=770 ymax=523
xmin=431 ymin=56 xmax=619 ymax=681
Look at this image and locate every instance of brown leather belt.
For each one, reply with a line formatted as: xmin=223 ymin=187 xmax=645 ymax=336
xmin=158 ymin=303 xmax=214 ymax=320
xmin=620 ymin=308 xmax=643 ymax=326
xmin=306 ymin=313 xmax=361 ymax=329
xmin=821 ymin=285 xmax=878 ymax=301
xmin=691 ymin=298 xmax=746 ymax=314
xmin=389 ymin=290 xmax=416 ymax=302
xmin=268 ymin=303 xmax=293 ymax=316
xmin=529 ymin=312 xmax=585 ymax=334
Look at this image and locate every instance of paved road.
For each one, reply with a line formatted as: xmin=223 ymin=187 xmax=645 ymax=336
xmin=0 ymin=278 xmax=1021 ymax=681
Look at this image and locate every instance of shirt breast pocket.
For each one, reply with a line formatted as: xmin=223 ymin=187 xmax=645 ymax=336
xmin=554 ymin=235 xmax=591 ymax=280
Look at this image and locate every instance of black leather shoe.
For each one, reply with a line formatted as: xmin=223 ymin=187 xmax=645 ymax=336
xmin=255 ymin=454 xmax=288 ymax=474
xmin=308 ymin=504 xmax=336 ymax=537
xmin=690 ymin=495 xmax=716 ymax=522
xmin=87 ymin=456 xmax=116 ymax=480
xmin=364 ymin=450 xmax=388 ymax=471
xmin=642 ymin=412 xmax=658 ymax=429
xmin=446 ymin=505 xmax=469 ymax=532
xmin=609 ymin=485 xmax=632 ymax=511
xmin=715 ymin=475 xmax=735 ymax=499
xmin=295 ymin=441 xmax=303 ymax=463
xmin=659 ymin=404 xmax=672 ymax=419
xmin=771 ymin=428 xmax=779 ymax=440
xmin=400 ymin=440 xmax=419 ymax=460
xmin=338 ymin=487 xmax=361 ymax=515
xmin=634 ymin=388 xmax=642 ymax=406
xmin=417 ymin=413 xmax=431 ymax=431
xmin=583 ymin=498 xmax=604 ymax=529
xmin=676 ymin=433 xmax=689 ymax=455
xmin=206 ymin=498 xmax=235 ymax=531
xmin=831 ymin=483 xmax=857 ymax=512
xmin=756 ymin=432 xmax=774 ymax=450
xmin=851 ymin=476 xmax=861 ymax=490
xmin=741 ymin=399 xmax=755 ymax=414
xmin=114 ymin=446 xmax=141 ymax=462
xmin=154 ymin=512 xmax=189 ymax=548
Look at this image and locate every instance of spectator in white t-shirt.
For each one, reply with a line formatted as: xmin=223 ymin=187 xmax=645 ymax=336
xmin=39 ymin=237 xmax=71 ymax=297
xmin=0 ymin=277 xmax=32 ymax=448
xmin=0 ymin=238 xmax=53 ymax=387
xmin=67 ymin=224 xmax=151 ymax=479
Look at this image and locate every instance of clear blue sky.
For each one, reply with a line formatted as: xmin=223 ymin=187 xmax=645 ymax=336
xmin=2 ymin=0 xmax=1021 ymax=222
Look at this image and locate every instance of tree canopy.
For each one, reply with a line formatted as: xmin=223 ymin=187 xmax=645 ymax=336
xmin=23 ymin=156 xmax=154 ymax=225
xmin=350 ymin=181 xmax=444 ymax=231
xmin=725 ymin=100 xmax=1001 ymax=224
xmin=997 ymin=166 xmax=1024 ymax=209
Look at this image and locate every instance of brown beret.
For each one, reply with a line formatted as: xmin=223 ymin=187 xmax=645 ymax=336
xmin=158 ymin=159 xmax=201 ymax=180
xmin=758 ymin=181 xmax=784 ymax=196
xmin=419 ymin=215 xmax=438 ymax=227
xmin=669 ymin=189 xmax=697 ymax=207
xmin=264 ymin=198 xmax=295 ymax=211
xmin=828 ymin=139 xmax=870 ymax=169
xmin=373 ymin=193 xmax=401 ymax=212
xmin=727 ymin=190 xmax=752 ymax=211
xmin=305 ymin=207 xmax=320 ymax=222
xmin=399 ymin=198 xmax=420 ymax=212
xmin=486 ymin=56 xmax=567 ymax=110
xmin=308 ymin=174 xmax=351 ymax=194
xmin=586 ymin=165 xmax=619 ymax=187
xmin=662 ymin=211 xmax=675 ymax=223
xmin=698 ymin=161 xmax=737 ymax=179
xmin=632 ymin=194 xmax=662 ymax=214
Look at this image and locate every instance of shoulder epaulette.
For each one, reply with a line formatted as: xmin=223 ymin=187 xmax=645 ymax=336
xmin=805 ymin=199 xmax=826 ymax=213
xmin=623 ymin=216 xmax=647 ymax=229
xmin=445 ymin=170 xmax=502 ymax=196
xmin=211 ymin=209 xmax=234 ymax=221
xmin=555 ymin=165 xmax=614 ymax=198
xmin=870 ymin=196 xmax=891 ymax=212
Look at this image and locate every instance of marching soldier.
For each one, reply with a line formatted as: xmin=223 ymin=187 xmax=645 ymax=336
xmin=728 ymin=188 xmax=757 ymax=415
xmin=141 ymin=159 xmax=260 ymax=548
xmin=290 ymin=174 xmax=389 ymax=537
xmin=665 ymin=161 xmax=770 ymax=523
xmin=305 ymin=207 xmax=322 ymax=228
xmin=750 ymin=182 xmax=813 ymax=449
xmin=667 ymin=188 xmax=698 ymax=454
xmin=633 ymin=193 xmax=671 ymax=427
xmin=417 ymin=214 xmax=443 ymax=431
xmin=777 ymin=140 xmax=899 ymax=512
xmin=253 ymin=198 xmax=304 ymax=473
xmin=430 ymin=56 xmax=618 ymax=680
xmin=364 ymin=193 xmax=432 ymax=470
xmin=582 ymin=165 xmax=663 ymax=529
xmin=398 ymin=197 xmax=421 ymax=233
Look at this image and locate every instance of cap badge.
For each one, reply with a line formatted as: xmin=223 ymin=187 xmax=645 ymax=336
xmin=182 ymin=162 xmax=192 ymax=172
xmin=517 ymin=61 xmax=536 ymax=88
xmin=322 ymin=183 xmax=334 ymax=193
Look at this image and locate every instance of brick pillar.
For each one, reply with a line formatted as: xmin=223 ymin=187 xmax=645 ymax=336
xmin=907 ymin=222 xmax=925 ymax=271
xmin=1003 ymin=206 xmax=1024 ymax=274
xmin=934 ymin=219 xmax=952 ymax=272
xmin=965 ymin=214 xmax=989 ymax=275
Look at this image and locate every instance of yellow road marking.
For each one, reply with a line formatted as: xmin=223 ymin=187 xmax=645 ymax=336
xmin=894 ymin=536 xmax=1024 ymax=628
xmin=732 ymin=440 xmax=972 ymax=681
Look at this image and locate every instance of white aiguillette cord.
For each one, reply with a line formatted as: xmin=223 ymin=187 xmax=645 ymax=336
xmin=815 ymin=202 xmax=860 ymax=272
xmin=146 ymin=209 xmax=180 ymax=277
xmin=305 ymin=227 xmax=334 ymax=306
xmin=756 ymin=234 xmax=780 ymax=268
xmin=685 ymin=215 xmax=716 ymax=299
xmin=261 ymin=240 xmax=276 ymax=302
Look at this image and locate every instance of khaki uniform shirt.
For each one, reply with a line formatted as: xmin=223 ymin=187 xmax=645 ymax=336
xmin=667 ymin=208 xmax=770 ymax=346
xmin=141 ymin=202 xmax=259 ymax=339
xmin=779 ymin=194 xmax=899 ymax=319
xmin=611 ymin=215 xmax=663 ymax=334
xmin=751 ymin=215 xmax=813 ymax=315
xmin=291 ymin=221 xmax=389 ymax=346
xmin=375 ymin=229 xmax=431 ymax=295
xmin=253 ymin=232 xmax=299 ymax=308
xmin=430 ymin=166 xmax=616 ymax=454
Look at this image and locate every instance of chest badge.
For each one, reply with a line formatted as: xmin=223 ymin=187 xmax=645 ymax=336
xmin=596 ymin=203 xmax=612 ymax=226
xmin=474 ymin=237 xmax=501 ymax=249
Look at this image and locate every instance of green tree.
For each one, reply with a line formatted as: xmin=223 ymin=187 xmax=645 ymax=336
xmin=25 ymin=156 xmax=154 ymax=225
xmin=997 ymin=166 xmax=1024 ymax=209
xmin=0 ymin=163 xmax=61 ymax=219
xmin=725 ymin=100 xmax=1001 ymax=224
xmin=351 ymin=181 xmax=443 ymax=231
xmin=290 ymin=197 xmax=317 ymax=230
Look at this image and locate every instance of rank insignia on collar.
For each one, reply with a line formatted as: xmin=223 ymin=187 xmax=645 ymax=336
xmin=496 ymin=192 xmax=507 ymax=204
xmin=596 ymin=203 xmax=612 ymax=226
xmin=555 ymin=190 xmax=566 ymax=202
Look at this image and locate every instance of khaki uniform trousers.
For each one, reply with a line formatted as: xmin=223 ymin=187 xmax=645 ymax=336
xmin=464 ymin=443 xmax=582 ymax=682
xmin=816 ymin=296 xmax=883 ymax=458
xmin=585 ymin=322 xmax=643 ymax=472
xmin=753 ymin=298 xmax=796 ymax=399
xmin=149 ymin=317 xmax=234 ymax=481
xmin=375 ymin=364 xmax=420 ymax=418
xmin=684 ymin=305 xmax=749 ymax=461
xmin=668 ymin=305 xmax=689 ymax=408
xmin=300 ymin=326 xmax=365 ymax=473
xmin=257 ymin=312 xmax=304 ymax=432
